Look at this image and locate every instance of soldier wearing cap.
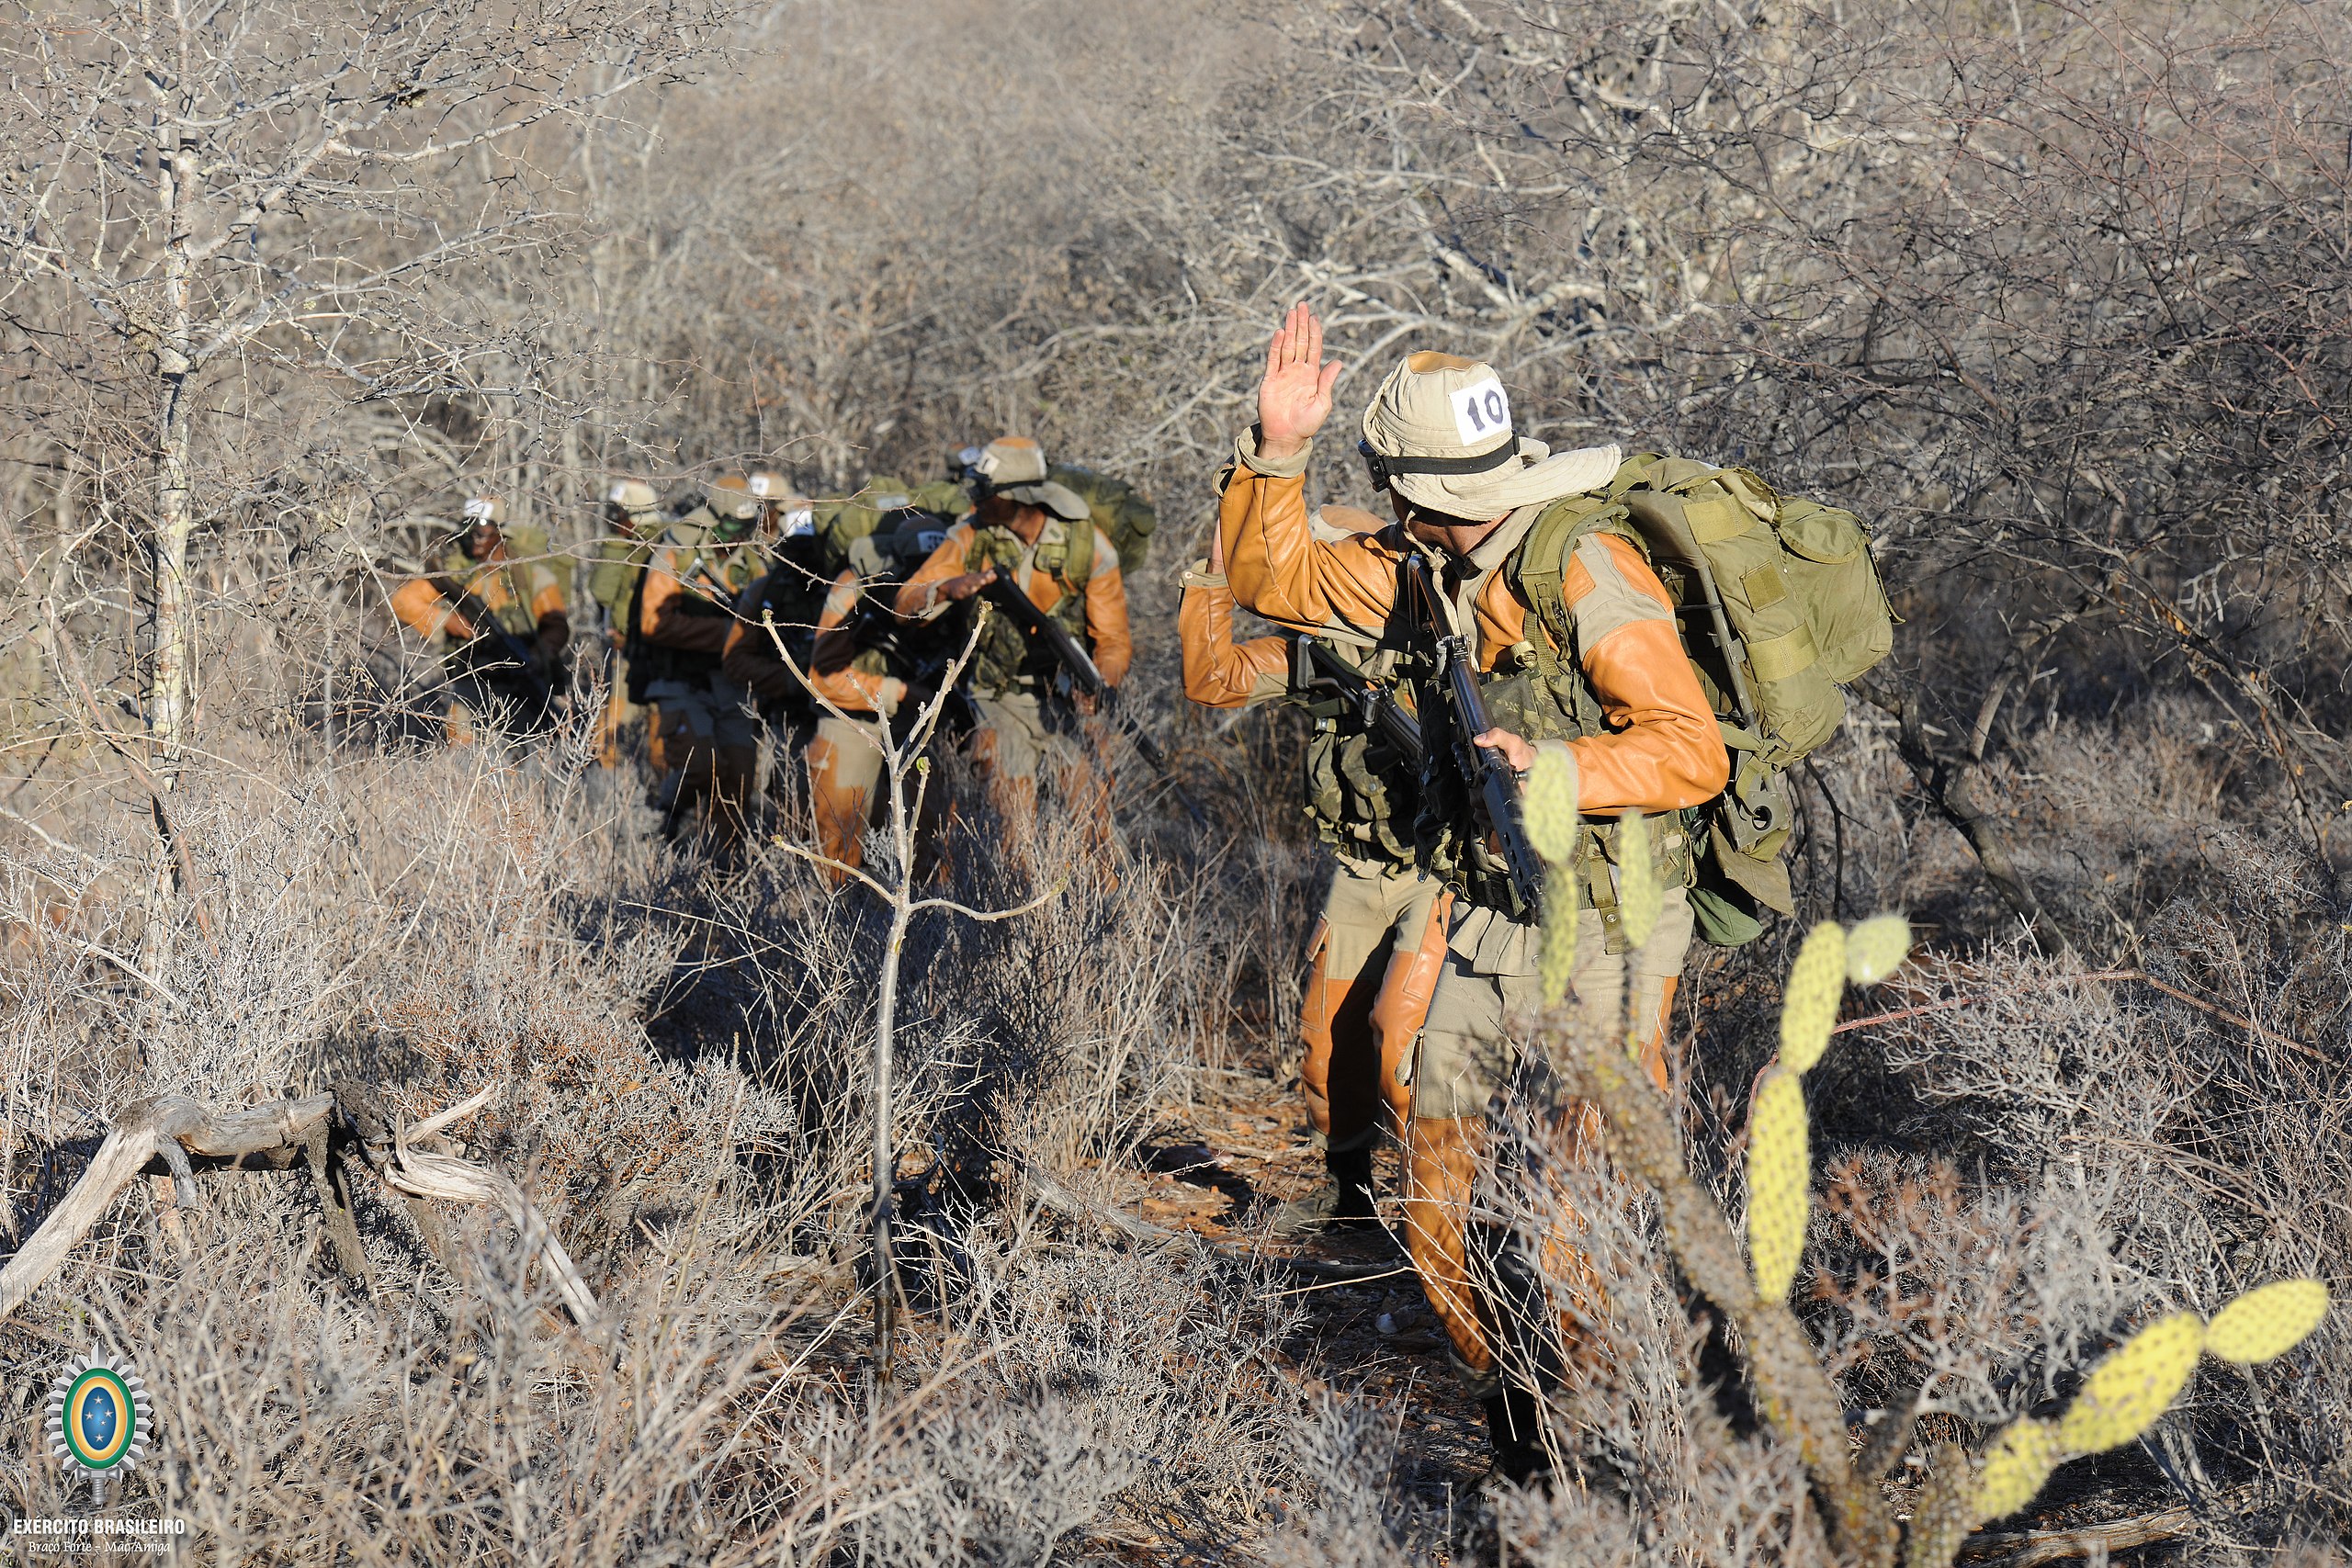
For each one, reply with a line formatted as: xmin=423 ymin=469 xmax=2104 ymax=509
xmin=894 ymin=436 xmax=1132 ymax=850
xmin=1217 ymin=305 xmax=1727 ymax=1483
xmin=390 ymin=495 xmax=570 ymax=743
xmin=589 ymin=477 xmax=666 ymax=768
xmin=638 ymin=474 xmax=769 ymax=853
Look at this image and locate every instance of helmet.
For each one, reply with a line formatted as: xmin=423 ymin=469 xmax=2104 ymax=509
xmin=606 ymin=478 xmax=660 ymax=514
xmin=706 ymin=474 xmax=760 ymax=522
xmin=745 ymin=469 xmax=789 ymax=501
xmin=459 ymin=494 xmax=504 ymax=525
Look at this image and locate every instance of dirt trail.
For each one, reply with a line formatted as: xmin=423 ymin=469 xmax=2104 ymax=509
xmin=1113 ymin=1070 xmax=1494 ymax=1506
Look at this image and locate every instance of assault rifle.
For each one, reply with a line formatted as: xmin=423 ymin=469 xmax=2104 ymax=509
xmin=1404 ymin=556 xmax=1545 ymax=913
xmin=978 ymin=570 xmax=1209 ymax=827
xmin=429 ymin=575 xmax=555 ymax=728
xmin=1295 ymin=637 xmax=1422 ymax=763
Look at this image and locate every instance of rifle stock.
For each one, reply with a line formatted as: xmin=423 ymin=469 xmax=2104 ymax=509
xmin=1405 ymin=558 xmax=1546 ymax=914
xmin=978 ymin=571 xmax=1207 ymax=827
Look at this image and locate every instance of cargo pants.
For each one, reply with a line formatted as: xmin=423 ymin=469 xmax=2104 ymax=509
xmin=1300 ymin=858 xmax=1452 ymax=1152
xmin=1402 ymin=887 xmax=1695 ymax=1396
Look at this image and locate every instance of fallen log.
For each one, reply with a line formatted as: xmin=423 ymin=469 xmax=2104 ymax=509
xmin=0 ymin=1094 xmax=334 ymax=1320
xmin=0 ymin=1085 xmax=599 ymax=1337
xmin=1960 ymin=1502 xmax=2199 ymax=1566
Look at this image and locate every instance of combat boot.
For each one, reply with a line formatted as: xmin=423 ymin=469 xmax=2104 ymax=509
xmin=1481 ymin=1383 xmax=1553 ymax=1488
xmin=1268 ymin=1143 xmax=1378 ymax=1235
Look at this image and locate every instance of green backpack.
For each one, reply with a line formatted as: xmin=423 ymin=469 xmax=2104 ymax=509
xmin=811 ymin=477 xmax=915 ymax=576
xmin=1048 ymin=464 xmax=1157 ymax=576
xmin=1518 ymin=454 xmax=1894 ymax=946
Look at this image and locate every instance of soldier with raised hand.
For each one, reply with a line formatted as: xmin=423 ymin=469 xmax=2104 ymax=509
xmin=390 ymin=495 xmax=570 ymax=744
xmin=894 ymin=436 xmax=1132 ymax=852
xmin=1218 ymin=303 xmax=1729 ymax=1484
xmin=1182 ymin=521 xmax=1451 ymax=1232
xmin=638 ymin=474 xmax=769 ymax=855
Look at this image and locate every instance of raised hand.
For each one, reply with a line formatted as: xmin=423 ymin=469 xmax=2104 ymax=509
xmin=1257 ymin=301 xmax=1342 ymax=461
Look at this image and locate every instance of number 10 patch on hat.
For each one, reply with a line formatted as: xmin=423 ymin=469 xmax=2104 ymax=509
xmin=1450 ymin=378 xmax=1511 ymax=445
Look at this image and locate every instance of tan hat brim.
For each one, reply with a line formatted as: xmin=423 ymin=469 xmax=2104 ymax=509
xmin=998 ymin=480 xmax=1092 ymax=523
xmin=1388 ymin=436 xmax=1623 ymax=517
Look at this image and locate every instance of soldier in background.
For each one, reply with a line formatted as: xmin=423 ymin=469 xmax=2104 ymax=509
xmin=894 ymin=437 xmax=1131 ymax=856
xmin=725 ymin=507 xmax=905 ymax=880
xmin=588 ymin=478 xmax=665 ymax=769
xmin=390 ymin=495 xmax=570 ymax=744
xmin=637 ymin=475 xmax=768 ymax=854
xmin=1182 ymin=519 xmax=1449 ymax=1232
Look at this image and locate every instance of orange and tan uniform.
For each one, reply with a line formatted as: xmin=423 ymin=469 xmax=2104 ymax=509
xmin=1217 ymin=426 xmax=1727 ymax=1392
xmin=896 ymin=519 xmax=1132 ymax=686
xmin=1181 ymin=558 xmax=1449 ymax=1155
xmin=897 ymin=516 xmax=1130 ymax=850
xmin=725 ymin=566 xmax=909 ymax=878
xmin=390 ymin=542 xmax=565 ymax=743
xmin=638 ymin=527 xmax=766 ymax=852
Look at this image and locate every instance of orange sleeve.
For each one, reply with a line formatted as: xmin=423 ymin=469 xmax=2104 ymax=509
xmin=639 ymin=549 xmax=733 ymax=655
xmin=1180 ymin=572 xmax=1290 ymax=708
xmin=391 ymin=577 xmax=470 ymax=641
xmin=894 ymin=524 xmax=974 ymax=619
xmin=1082 ymin=531 xmax=1131 ymax=686
xmin=531 ymin=577 xmax=566 ymax=621
xmin=1216 ymin=445 xmax=1402 ymax=638
xmin=809 ymin=570 xmax=906 ymax=713
xmin=1566 ymin=538 xmax=1729 ymax=814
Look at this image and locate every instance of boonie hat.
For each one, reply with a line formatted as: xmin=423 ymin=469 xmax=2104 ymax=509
xmin=974 ymin=435 xmax=1090 ymax=524
xmin=1358 ymin=352 xmax=1618 ymax=517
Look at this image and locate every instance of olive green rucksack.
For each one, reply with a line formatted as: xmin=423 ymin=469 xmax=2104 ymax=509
xmin=1048 ymin=464 xmax=1157 ymax=576
xmin=811 ymin=477 xmax=916 ymax=576
xmin=1518 ymin=454 xmax=1894 ymax=947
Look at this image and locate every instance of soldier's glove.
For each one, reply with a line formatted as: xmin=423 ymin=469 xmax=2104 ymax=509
xmin=537 ymin=610 xmax=571 ymax=656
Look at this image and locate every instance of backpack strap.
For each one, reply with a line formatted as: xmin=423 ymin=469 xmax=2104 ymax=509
xmin=1058 ymin=515 xmax=1095 ymax=585
xmin=1512 ymin=493 xmax=1640 ymax=688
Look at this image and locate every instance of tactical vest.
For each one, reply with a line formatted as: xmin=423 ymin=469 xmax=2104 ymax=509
xmin=430 ymin=543 xmax=539 ymax=643
xmin=1412 ymin=503 xmax=1697 ymax=953
xmin=631 ymin=531 xmax=765 ymax=690
xmin=589 ymin=535 xmax=657 ymax=618
xmin=963 ymin=519 xmax=1094 ymax=696
xmin=1296 ymin=641 xmax=1419 ymax=866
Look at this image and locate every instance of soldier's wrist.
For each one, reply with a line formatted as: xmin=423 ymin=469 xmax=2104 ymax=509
xmin=1236 ymin=425 xmax=1313 ymax=480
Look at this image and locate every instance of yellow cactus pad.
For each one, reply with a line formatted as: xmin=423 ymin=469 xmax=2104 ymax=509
xmin=2205 ymin=1279 xmax=2330 ymax=1366
xmin=1745 ymin=1067 xmax=1809 ymax=1303
xmin=2055 ymin=1314 xmax=2206 ymax=1454
xmin=1778 ymin=920 xmax=1847 ymax=1074
xmin=1540 ymin=863 xmax=1580 ymax=1005
xmin=1617 ymin=810 xmax=1659 ymax=950
xmin=1973 ymin=1418 xmax=2062 ymax=1521
xmin=1844 ymin=913 xmax=1913 ymax=986
xmin=1524 ymin=743 xmax=1580 ymax=865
